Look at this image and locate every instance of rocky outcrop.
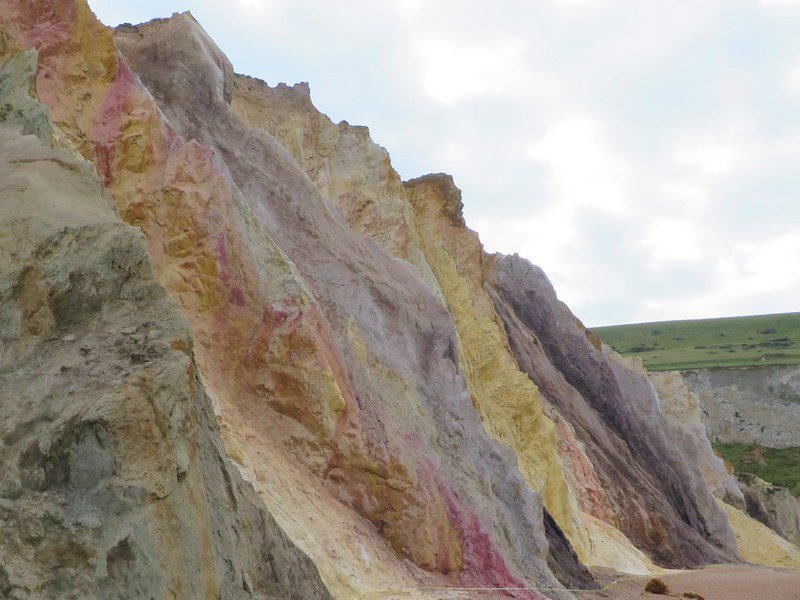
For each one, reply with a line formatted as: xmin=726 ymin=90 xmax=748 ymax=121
xmin=403 ymin=175 xmax=586 ymax=558
xmin=737 ymin=474 xmax=800 ymax=546
xmin=231 ymin=68 xmax=713 ymax=578
xmin=679 ymin=366 xmax=800 ymax=448
xmin=0 ymin=48 xmax=330 ymax=600
xmin=485 ymin=255 xmax=738 ymax=567
xmin=114 ymin=13 xmax=577 ymax=598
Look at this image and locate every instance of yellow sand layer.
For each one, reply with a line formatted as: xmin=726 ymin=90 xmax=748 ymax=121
xmin=218 ymin=404 xmax=446 ymax=600
xmin=581 ymin=513 xmax=661 ymax=575
xmin=722 ymin=502 xmax=800 ymax=569
xmin=405 ymin=176 xmax=655 ymax=572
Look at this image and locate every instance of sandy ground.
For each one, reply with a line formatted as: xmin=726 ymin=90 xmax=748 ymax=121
xmin=575 ymin=564 xmax=800 ymax=600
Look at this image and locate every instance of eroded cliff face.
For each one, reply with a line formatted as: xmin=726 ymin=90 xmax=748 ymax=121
xmin=485 ymin=255 xmax=738 ymax=567
xmin=649 ymin=371 xmax=745 ymax=509
xmin=403 ymin=175 xmax=584 ymax=554
xmin=0 ymin=47 xmax=330 ymax=600
xmin=0 ymin=5 xmax=573 ymax=598
xmin=679 ymin=366 xmax=800 ymax=448
xmin=228 ymin=66 xmax=735 ymax=578
xmin=230 ymin=75 xmax=441 ymax=297
xmin=641 ymin=367 xmax=800 ymax=562
xmin=2 ymin=2 xmax=797 ymax=599
xmin=666 ymin=365 xmax=800 ymax=551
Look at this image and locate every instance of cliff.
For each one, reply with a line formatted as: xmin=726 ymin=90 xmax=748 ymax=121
xmin=736 ymin=473 xmax=800 ymax=546
xmin=649 ymin=371 xmax=745 ymax=509
xmin=485 ymin=256 xmax=737 ymax=566
xmin=680 ymin=366 xmax=800 ymax=448
xmin=660 ymin=365 xmax=800 ymax=555
xmin=1 ymin=2 xmax=796 ymax=598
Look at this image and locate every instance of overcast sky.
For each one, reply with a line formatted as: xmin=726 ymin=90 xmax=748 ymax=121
xmin=90 ymin=0 xmax=800 ymax=326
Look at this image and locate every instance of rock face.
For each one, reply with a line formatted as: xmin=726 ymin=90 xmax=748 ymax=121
xmin=679 ymin=366 xmax=800 ymax=448
xmin=737 ymin=474 xmax=800 ymax=547
xmin=0 ymin=48 xmax=330 ymax=600
xmin=485 ymin=255 xmax=737 ymax=567
xmin=3 ymin=2 xmax=799 ymax=599
xmin=111 ymin=13 xmax=574 ymax=599
xmin=669 ymin=364 xmax=800 ymax=550
xmin=230 ymin=73 xmax=739 ymax=577
xmin=403 ymin=175 xmax=584 ymax=557
xmin=230 ymin=75 xmax=441 ymax=296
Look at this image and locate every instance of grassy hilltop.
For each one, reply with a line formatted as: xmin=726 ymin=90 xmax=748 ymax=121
xmin=594 ymin=312 xmax=800 ymax=496
xmin=592 ymin=312 xmax=800 ymax=371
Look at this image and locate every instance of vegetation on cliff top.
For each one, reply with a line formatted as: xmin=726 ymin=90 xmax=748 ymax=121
xmin=713 ymin=443 xmax=800 ymax=497
xmin=593 ymin=312 xmax=800 ymax=371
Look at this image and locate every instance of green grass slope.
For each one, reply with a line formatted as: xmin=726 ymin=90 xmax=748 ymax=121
xmin=713 ymin=443 xmax=800 ymax=497
xmin=592 ymin=312 xmax=800 ymax=371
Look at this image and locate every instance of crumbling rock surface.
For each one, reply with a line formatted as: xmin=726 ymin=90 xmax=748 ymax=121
xmin=649 ymin=371 xmax=745 ymax=510
xmin=231 ymin=74 xmax=442 ymax=297
xmin=0 ymin=5 xmax=572 ymax=597
xmin=111 ymin=13 xmax=568 ymax=599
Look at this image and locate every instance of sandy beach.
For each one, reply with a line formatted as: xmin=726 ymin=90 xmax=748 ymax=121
xmin=576 ymin=564 xmax=800 ymax=600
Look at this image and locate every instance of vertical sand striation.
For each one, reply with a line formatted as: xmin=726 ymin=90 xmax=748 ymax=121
xmin=231 ymin=76 xmax=657 ymax=576
xmin=230 ymin=74 xmax=442 ymax=298
xmin=649 ymin=371 xmax=745 ymax=509
xmin=403 ymin=174 xmax=586 ymax=556
xmin=111 ymin=13 xmax=575 ymax=598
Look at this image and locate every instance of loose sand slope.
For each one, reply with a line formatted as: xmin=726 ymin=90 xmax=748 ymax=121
xmin=721 ymin=503 xmax=800 ymax=569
